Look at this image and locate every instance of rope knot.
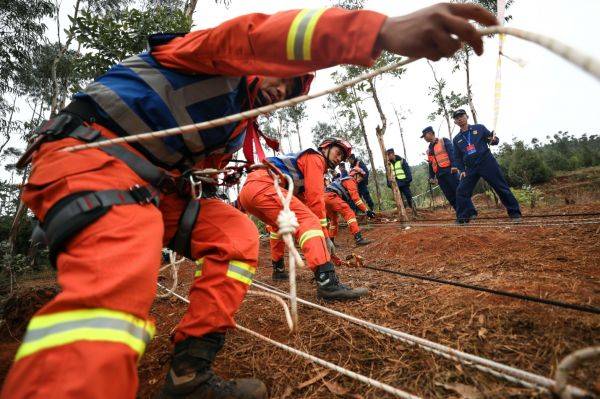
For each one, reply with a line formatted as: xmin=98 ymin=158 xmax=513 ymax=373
xmin=277 ymin=208 xmax=299 ymax=236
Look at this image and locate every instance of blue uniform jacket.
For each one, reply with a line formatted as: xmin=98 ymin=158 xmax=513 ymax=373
xmin=427 ymin=137 xmax=457 ymax=178
xmin=452 ymin=124 xmax=498 ymax=171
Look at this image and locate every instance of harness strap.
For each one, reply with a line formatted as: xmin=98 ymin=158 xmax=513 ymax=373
xmin=169 ymin=200 xmax=201 ymax=259
xmin=42 ymin=186 xmax=160 ymax=265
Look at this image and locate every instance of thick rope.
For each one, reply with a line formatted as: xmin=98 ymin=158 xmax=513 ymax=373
xmin=408 ymin=212 xmax=600 ymax=223
xmin=158 ymin=282 xmax=421 ymax=399
xmin=252 ymin=280 xmax=590 ymax=398
xmin=246 ymin=290 xmax=294 ymax=332
xmin=61 ymin=26 xmax=600 ymax=154
xmin=156 ymin=250 xmax=186 ymax=298
xmin=362 ymin=265 xmax=600 ymax=315
xmin=271 ymin=171 xmax=303 ymax=332
xmin=370 ymin=218 xmax=600 ymax=229
xmin=554 ymin=346 xmax=600 ymax=399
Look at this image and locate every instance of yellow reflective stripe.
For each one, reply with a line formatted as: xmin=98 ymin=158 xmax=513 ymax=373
xmin=319 ymin=218 xmax=328 ymax=227
xmin=16 ymin=308 xmax=155 ymax=361
xmin=347 ymin=218 xmax=357 ymax=225
xmin=302 ymin=8 xmax=327 ymax=61
xmin=226 ymin=260 xmax=256 ymax=285
xmin=269 ymin=232 xmax=281 ymax=240
xmin=194 ymin=257 xmax=204 ymax=278
xmin=298 ymin=229 xmax=324 ymax=248
xmin=286 ymin=9 xmax=326 ymax=60
xmin=286 ymin=9 xmax=311 ymax=60
xmin=355 ymin=200 xmax=364 ymax=206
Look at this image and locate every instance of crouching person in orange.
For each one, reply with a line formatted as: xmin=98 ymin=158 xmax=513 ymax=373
xmin=239 ymin=138 xmax=369 ymax=300
xmin=326 ymin=166 xmax=376 ymax=246
xmin=1 ymin=4 xmax=498 ymax=399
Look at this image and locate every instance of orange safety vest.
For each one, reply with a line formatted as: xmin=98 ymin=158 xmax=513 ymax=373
xmin=428 ymin=138 xmax=451 ymax=174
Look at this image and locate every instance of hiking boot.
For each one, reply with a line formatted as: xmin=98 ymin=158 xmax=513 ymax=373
xmin=353 ymin=232 xmax=372 ymax=246
xmin=272 ymin=259 xmax=288 ymax=281
xmin=509 ymin=214 xmax=522 ymax=223
xmin=314 ymin=262 xmax=368 ymax=300
xmin=156 ymin=333 xmax=267 ymax=399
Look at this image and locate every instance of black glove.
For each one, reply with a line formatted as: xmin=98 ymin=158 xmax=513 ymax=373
xmin=366 ymin=210 xmax=376 ymax=219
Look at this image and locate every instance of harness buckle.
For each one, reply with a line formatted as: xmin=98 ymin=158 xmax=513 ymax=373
xmin=129 ymin=184 xmax=159 ymax=206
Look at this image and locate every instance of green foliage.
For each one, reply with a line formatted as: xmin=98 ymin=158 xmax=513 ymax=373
xmin=71 ymin=6 xmax=192 ymax=79
xmin=0 ymin=0 xmax=56 ymax=94
xmin=497 ymin=141 xmax=552 ymax=186
xmin=427 ymin=78 xmax=468 ymax=122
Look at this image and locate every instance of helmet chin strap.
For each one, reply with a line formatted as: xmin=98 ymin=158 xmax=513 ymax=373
xmin=325 ymin=146 xmax=336 ymax=169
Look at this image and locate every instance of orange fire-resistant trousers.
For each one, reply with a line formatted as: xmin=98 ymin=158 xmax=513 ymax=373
xmin=266 ymin=225 xmax=285 ymax=262
xmin=239 ymin=169 xmax=329 ymax=271
xmin=0 ymin=124 xmax=258 ymax=399
xmin=324 ymin=192 xmax=360 ymax=238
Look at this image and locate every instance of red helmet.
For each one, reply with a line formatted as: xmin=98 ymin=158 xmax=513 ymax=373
xmin=319 ymin=137 xmax=352 ymax=160
xmin=349 ymin=166 xmax=366 ymax=177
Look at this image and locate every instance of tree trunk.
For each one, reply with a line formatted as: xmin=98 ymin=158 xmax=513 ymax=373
xmin=465 ymin=49 xmax=478 ymax=124
xmin=368 ymin=79 xmax=407 ymax=221
xmin=351 ymin=87 xmax=382 ymax=211
xmin=0 ymin=97 xmax=17 ymax=154
xmin=184 ymin=0 xmax=199 ymax=19
xmin=50 ymin=0 xmax=81 ymax=116
xmin=295 ymin=121 xmax=302 ymax=150
xmin=393 ymin=106 xmax=408 ymax=161
xmin=427 ymin=61 xmax=452 ymax=139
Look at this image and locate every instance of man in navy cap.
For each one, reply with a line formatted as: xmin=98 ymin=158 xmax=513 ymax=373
xmin=386 ymin=148 xmax=414 ymax=210
xmin=421 ymin=126 xmax=464 ymax=211
xmin=451 ymin=109 xmax=521 ymax=223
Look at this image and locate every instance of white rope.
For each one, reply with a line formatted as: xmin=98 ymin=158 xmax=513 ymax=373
xmin=554 ymin=346 xmax=600 ymax=399
xmin=402 ymin=218 xmax=600 ymax=229
xmin=156 ymin=250 xmax=186 ymax=298
xmin=246 ymin=290 xmax=294 ymax=332
xmin=61 ymin=27 xmax=600 ymax=154
xmin=252 ymin=281 xmax=590 ymax=398
xmin=271 ymin=171 xmax=303 ymax=332
xmin=236 ymin=324 xmax=421 ymax=399
xmin=157 ymin=282 xmax=421 ymax=399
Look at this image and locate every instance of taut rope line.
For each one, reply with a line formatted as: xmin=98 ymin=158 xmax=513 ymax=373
xmin=62 ymin=26 xmax=600 ymax=154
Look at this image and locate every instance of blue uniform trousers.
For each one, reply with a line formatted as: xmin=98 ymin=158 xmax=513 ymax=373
xmin=396 ymin=181 xmax=414 ymax=209
xmin=358 ymin=181 xmax=375 ymax=210
xmin=436 ymin=171 xmax=460 ymax=211
xmin=456 ymin=154 xmax=521 ymax=220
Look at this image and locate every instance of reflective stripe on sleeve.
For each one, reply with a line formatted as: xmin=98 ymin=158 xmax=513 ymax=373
xmin=298 ymin=229 xmax=325 ymax=248
xmin=15 ymin=308 xmax=155 ymax=361
xmin=226 ymin=260 xmax=256 ymax=285
xmin=286 ymin=9 xmax=327 ymax=60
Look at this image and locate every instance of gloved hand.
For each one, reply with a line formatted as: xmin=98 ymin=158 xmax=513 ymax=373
xmin=366 ymin=210 xmax=376 ymax=219
xmin=325 ymin=237 xmax=336 ymax=255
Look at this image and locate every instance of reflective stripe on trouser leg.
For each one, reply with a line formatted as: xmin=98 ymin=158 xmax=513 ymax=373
xmin=173 ymin=198 xmax=259 ymax=342
xmin=15 ymin=308 xmax=155 ymax=361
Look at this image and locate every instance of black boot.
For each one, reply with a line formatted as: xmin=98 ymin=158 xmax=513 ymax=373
xmin=353 ymin=232 xmax=372 ymax=246
xmin=272 ymin=259 xmax=288 ymax=281
xmin=314 ymin=262 xmax=368 ymax=300
xmin=157 ymin=333 xmax=267 ymax=399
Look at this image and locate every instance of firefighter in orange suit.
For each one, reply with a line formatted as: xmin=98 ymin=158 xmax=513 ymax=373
xmin=325 ymin=166 xmax=375 ymax=245
xmin=1 ymin=4 xmax=497 ymax=399
xmin=239 ymin=138 xmax=371 ymax=300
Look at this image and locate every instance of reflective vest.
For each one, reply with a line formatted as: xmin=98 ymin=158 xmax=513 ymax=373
xmin=428 ymin=138 xmax=451 ymax=174
xmin=265 ymin=149 xmax=320 ymax=194
xmin=75 ymin=34 xmax=247 ymax=170
xmin=326 ymin=177 xmax=352 ymax=203
xmin=392 ymin=159 xmax=406 ymax=180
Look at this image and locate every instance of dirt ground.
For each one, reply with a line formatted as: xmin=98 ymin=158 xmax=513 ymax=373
xmin=1 ymin=172 xmax=599 ymax=398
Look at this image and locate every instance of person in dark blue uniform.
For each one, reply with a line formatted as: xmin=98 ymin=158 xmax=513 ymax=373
xmin=452 ymin=109 xmax=521 ymax=223
xmin=348 ymin=154 xmax=375 ymax=211
xmin=421 ymin=126 xmax=467 ymax=211
xmin=386 ymin=148 xmax=414 ymax=209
